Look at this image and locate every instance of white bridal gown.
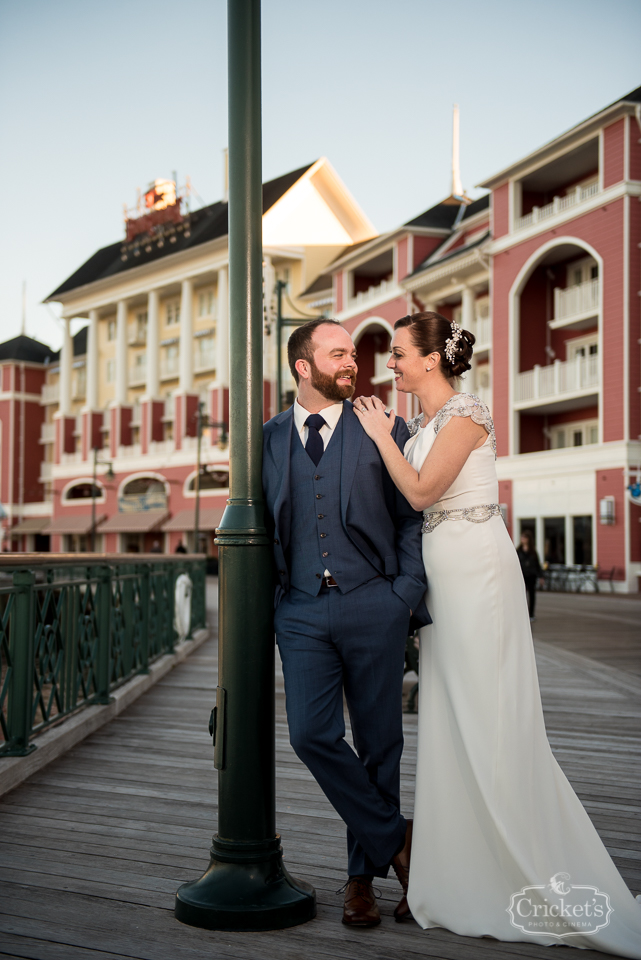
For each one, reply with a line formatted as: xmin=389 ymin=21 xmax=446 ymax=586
xmin=404 ymin=394 xmax=641 ymax=958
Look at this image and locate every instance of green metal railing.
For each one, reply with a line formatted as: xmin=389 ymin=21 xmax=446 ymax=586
xmin=0 ymin=554 xmax=207 ymax=757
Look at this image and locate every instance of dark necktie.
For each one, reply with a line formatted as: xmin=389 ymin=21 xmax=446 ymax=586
xmin=305 ymin=414 xmax=326 ymax=466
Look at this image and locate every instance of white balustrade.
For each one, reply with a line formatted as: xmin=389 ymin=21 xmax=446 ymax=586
xmin=39 ymin=461 xmax=53 ymax=481
xmin=515 ymin=355 xmax=599 ymax=404
xmin=129 ymin=365 xmax=147 ymax=387
xmin=163 ymin=396 xmax=175 ymax=420
xmin=553 ymin=278 xmax=599 ymax=323
xmin=40 ymin=382 xmax=60 ymax=404
xmin=515 ymin=181 xmax=599 ymax=231
xmin=160 ymin=355 xmax=180 ymax=379
xmin=40 ymin=422 xmax=56 ymax=443
xmin=473 ymin=314 xmax=492 ymax=348
xmin=194 ymin=348 xmax=216 ymax=373
xmin=349 ymin=278 xmax=395 ymax=308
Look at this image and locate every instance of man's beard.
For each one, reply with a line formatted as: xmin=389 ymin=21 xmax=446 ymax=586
xmin=310 ymin=360 xmax=356 ymax=402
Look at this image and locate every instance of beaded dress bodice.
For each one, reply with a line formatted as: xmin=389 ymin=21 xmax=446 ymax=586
xmin=403 ymin=394 xmax=498 ymax=514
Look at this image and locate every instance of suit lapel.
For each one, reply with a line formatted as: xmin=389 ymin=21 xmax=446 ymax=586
xmin=340 ymin=400 xmax=364 ymax=524
xmin=269 ymin=407 xmax=294 ymax=549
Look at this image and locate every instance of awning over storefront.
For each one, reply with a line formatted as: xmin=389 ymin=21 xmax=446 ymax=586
xmin=10 ymin=517 xmax=52 ymax=534
xmin=97 ymin=510 xmax=169 ymax=534
xmin=42 ymin=514 xmax=106 ymax=535
xmin=161 ymin=507 xmax=225 ymax=532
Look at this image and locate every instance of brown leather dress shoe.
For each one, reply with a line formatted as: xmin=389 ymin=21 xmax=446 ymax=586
xmin=391 ymin=819 xmax=413 ymax=921
xmin=341 ymin=877 xmax=381 ymax=926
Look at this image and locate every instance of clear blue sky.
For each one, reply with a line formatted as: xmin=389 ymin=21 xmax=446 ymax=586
xmin=1 ymin=0 xmax=639 ymax=349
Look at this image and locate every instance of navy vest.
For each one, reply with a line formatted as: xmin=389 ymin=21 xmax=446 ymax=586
xmin=288 ymin=415 xmax=379 ymax=596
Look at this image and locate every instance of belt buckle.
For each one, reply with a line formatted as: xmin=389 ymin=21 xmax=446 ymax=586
xmin=324 ymin=575 xmax=338 ymax=587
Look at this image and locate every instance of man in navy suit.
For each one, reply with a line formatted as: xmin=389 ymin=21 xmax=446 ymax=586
xmin=262 ymin=319 xmax=429 ymax=926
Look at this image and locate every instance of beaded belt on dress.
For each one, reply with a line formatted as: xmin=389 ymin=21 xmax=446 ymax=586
xmin=422 ymin=503 xmax=501 ymax=534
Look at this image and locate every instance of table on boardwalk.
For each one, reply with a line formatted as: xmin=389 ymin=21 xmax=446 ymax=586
xmin=0 ymin=588 xmax=639 ymax=960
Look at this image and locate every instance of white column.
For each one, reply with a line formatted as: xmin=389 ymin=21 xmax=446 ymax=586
xmin=146 ymin=290 xmax=160 ymax=398
xmin=461 ymin=286 xmax=475 ymax=333
xmin=216 ymin=266 xmax=229 ymax=386
xmin=59 ymin=318 xmax=72 ymax=415
xmin=115 ymin=300 xmax=128 ymax=405
xmin=179 ymin=279 xmax=194 ymax=392
xmin=86 ymin=309 xmax=99 ymax=409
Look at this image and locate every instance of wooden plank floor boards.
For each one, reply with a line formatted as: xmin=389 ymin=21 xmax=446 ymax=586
xmin=0 ymin=589 xmax=639 ymax=960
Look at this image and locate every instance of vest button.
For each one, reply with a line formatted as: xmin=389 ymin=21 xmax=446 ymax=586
xmin=273 ymin=538 xmax=279 ymax=544
xmin=317 ymin=514 xmax=324 ymax=519
xmin=320 ymin=533 xmax=327 ymax=538
xmin=314 ymin=475 xmax=321 ymax=480
xmin=316 ymin=573 xmax=321 ymax=579
xmin=316 ymin=494 xmax=323 ymax=499
xmin=322 ymin=551 xmax=328 ymax=558
xmin=278 ymin=570 xmax=286 ymax=575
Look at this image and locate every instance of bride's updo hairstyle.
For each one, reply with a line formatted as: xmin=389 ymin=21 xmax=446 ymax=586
xmin=394 ymin=311 xmax=475 ymax=379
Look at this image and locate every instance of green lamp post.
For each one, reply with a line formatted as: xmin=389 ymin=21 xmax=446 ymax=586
xmin=174 ymin=0 xmax=316 ymax=931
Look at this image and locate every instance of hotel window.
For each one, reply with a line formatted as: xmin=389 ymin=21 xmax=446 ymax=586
xmin=550 ymin=419 xmax=598 ymax=449
xmin=107 ymin=319 xmax=116 ymax=341
xmin=166 ymin=301 xmax=181 ymax=325
xmin=198 ymin=289 xmax=216 ymax=318
xmin=195 ymin=335 xmax=216 ymax=370
xmin=567 ymin=334 xmax=598 ymax=361
xmin=106 ymin=358 xmax=116 ymax=382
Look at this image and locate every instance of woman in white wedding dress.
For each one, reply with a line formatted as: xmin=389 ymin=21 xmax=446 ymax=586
xmin=354 ymin=312 xmax=641 ymax=958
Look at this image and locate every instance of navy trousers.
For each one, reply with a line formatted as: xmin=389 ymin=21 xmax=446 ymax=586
xmin=275 ymin=576 xmax=409 ymax=877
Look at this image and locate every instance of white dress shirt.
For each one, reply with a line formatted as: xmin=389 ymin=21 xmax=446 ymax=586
xmin=293 ymin=398 xmax=344 ymax=450
xmin=293 ymin=398 xmax=344 ymax=579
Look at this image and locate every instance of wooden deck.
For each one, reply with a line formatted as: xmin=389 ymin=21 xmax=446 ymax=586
xmin=0 ymin=588 xmax=639 ymax=960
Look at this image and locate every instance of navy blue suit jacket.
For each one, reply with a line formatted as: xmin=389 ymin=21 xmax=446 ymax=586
xmin=262 ymin=399 xmax=430 ymax=629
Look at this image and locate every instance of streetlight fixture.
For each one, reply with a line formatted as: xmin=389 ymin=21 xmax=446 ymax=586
xmin=174 ymin=0 xmax=316 ymax=931
xmin=193 ymin=401 xmax=228 ymax=553
xmin=90 ymin=446 xmax=114 ymax=553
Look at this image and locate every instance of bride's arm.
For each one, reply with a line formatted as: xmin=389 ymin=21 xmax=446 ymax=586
xmin=354 ymin=397 xmax=486 ymax=512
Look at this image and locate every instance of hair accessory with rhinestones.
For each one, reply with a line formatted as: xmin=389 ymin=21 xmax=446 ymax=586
xmin=444 ymin=320 xmax=463 ymax=365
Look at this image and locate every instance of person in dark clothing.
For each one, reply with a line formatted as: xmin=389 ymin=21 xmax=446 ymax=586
xmin=517 ymin=530 xmax=543 ymax=620
xmin=174 ymin=541 xmax=187 ymax=554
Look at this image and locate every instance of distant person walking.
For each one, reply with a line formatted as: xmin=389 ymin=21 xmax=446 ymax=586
xmin=516 ymin=530 xmax=543 ymax=620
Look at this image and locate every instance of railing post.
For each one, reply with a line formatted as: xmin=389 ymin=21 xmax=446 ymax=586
xmin=554 ymin=358 xmax=562 ymax=396
xmin=140 ymin=563 xmax=150 ymax=674
xmin=6 ymin=570 xmax=37 ymax=756
xmin=533 ymin=363 xmax=541 ymax=399
xmin=94 ymin=565 xmax=112 ymax=704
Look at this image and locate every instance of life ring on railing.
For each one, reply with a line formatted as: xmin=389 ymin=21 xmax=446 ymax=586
xmin=174 ymin=573 xmax=193 ymax=641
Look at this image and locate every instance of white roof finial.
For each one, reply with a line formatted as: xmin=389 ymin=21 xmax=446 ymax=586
xmin=452 ymin=104 xmax=464 ymax=199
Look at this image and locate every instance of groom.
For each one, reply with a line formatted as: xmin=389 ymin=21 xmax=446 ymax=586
xmin=262 ymin=318 xmax=430 ymax=926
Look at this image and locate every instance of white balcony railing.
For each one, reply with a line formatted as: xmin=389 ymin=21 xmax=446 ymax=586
xmin=473 ymin=314 xmax=492 ymax=348
xmin=39 ymin=461 xmax=53 ymax=481
xmin=515 ymin=181 xmax=599 ymax=231
xmin=117 ymin=443 xmax=142 ymax=459
xmin=128 ymin=325 xmax=147 ymax=345
xmin=349 ymin=278 xmax=396 ymax=309
xmin=371 ymin=352 xmax=394 ymax=385
xmin=163 ymin=396 xmax=175 ymax=421
xmin=40 ymin=422 xmax=56 ymax=444
xmin=129 ymin=366 xmax=147 ymax=387
xmin=61 ymin=450 xmax=83 ymax=465
xmin=515 ymin=355 xmax=599 ymax=405
xmin=472 ymin=384 xmax=493 ymax=409
xmin=194 ymin=350 xmax=216 ymax=373
xmin=553 ymin=278 xmax=599 ymax=324
xmin=160 ymin=357 xmax=179 ymax=380
xmin=40 ymin=383 xmax=60 ymax=405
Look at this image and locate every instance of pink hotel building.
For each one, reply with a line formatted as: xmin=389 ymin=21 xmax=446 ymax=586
xmin=1 ymin=88 xmax=640 ymax=590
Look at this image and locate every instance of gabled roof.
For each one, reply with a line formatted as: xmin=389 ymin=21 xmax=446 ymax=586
xmin=47 ymin=163 xmax=317 ymax=300
xmin=404 ymin=193 xmax=489 ymax=230
xmin=0 ymin=335 xmax=57 ymax=364
xmin=301 ymin=273 xmax=333 ymax=297
xmin=479 ymin=85 xmax=641 ymax=190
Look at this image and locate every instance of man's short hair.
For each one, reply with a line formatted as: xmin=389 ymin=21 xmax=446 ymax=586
xmin=287 ymin=319 xmax=342 ymax=385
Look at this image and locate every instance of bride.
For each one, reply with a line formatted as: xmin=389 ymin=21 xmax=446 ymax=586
xmin=353 ymin=311 xmax=641 ymax=957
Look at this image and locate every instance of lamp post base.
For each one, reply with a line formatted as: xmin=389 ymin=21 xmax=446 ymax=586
xmin=174 ymin=835 xmax=316 ymax=931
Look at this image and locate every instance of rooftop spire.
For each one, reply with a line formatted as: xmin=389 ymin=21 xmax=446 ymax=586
xmin=442 ymin=104 xmax=470 ymax=207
